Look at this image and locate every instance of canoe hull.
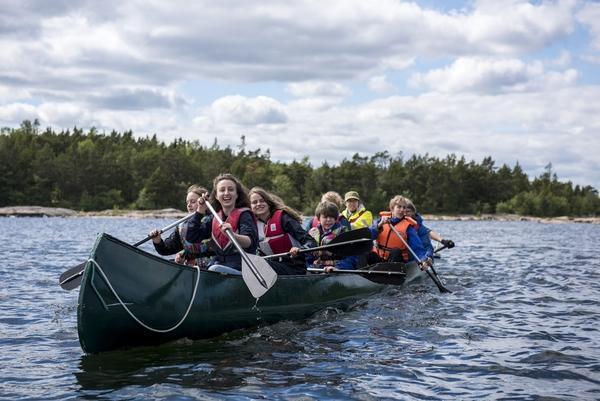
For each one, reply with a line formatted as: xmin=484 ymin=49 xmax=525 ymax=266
xmin=77 ymin=234 xmax=391 ymax=353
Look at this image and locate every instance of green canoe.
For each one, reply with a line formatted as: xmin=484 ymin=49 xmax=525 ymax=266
xmin=77 ymin=233 xmax=418 ymax=354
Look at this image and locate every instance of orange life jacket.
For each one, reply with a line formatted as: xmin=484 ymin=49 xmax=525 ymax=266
xmin=373 ymin=215 xmax=417 ymax=262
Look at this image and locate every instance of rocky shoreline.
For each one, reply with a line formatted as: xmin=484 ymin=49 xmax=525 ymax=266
xmin=0 ymin=206 xmax=187 ymax=219
xmin=419 ymin=213 xmax=600 ymax=225
xmin=0 ymin=206 xmax=598 ymax=224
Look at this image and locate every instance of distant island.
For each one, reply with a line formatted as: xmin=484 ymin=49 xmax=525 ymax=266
xmin=1 ymin=206 xmax=598 ymax=224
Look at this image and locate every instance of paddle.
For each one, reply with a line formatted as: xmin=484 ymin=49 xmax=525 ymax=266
xmin=432 ymin=244 xmax=447 ymax=258
xmin=434 ymin=244 xmax=448 ymax=254
xmin=58 ymin=212 xmax=196 ymax=291
xmin=264 ymin=227 xmax=373 ymax=260
xmin=203 ymin=200 xmax=277 ymax=299
xmin=387 ymin=222 xmax=452 ymax=293
xmin=307 ymin=266 xmax=406 ymax=285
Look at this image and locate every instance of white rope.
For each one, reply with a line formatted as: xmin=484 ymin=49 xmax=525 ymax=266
xmin=87 ymin=258 xmax=200 ymax=333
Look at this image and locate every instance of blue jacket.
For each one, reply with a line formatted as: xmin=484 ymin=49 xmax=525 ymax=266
xmin=414 ymin=213 xmax=434 ymax=259
xmin=369 ymin=216 xmax=428 ymax=262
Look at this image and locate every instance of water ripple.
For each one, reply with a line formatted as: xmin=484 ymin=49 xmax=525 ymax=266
xmin=0 ymin=218 xmax=599 ymax=400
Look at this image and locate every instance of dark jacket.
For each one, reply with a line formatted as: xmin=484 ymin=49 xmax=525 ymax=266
xmin=186 ymin=209 xmax=258 ymax=270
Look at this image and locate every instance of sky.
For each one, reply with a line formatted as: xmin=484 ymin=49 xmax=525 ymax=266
xmin=1 ymin=0 xmax=599 ymax=189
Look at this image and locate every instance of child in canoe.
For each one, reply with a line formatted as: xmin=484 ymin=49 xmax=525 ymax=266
xmin=369 ymin=195 xmax=432 ymax=269
xmin=149 ymin=184 xmax=212 ymax=266
xmin=306 ymin=201 xmax=358 ymax=273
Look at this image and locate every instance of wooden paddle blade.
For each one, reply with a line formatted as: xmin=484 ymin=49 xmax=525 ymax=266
xmin=58 ymin=261 xmax=87 ymax=290
xmin=242 ymin=253 xmax=278 ymax=299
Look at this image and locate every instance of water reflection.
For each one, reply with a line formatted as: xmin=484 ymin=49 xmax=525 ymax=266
xmin=75 ymin=314 xmax=347 ymax=393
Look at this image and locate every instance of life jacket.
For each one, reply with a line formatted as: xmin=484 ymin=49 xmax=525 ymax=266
xmin=258 ymin=209 xmax=301 ymax=255
xmin=178 ymin=220 xmax=211 ymax=266
xmin=373 ymin=214 xmax=418 ymax=262
xmin=211 ymin=207 xmax=251 ymax=253
xmin=344 ymin=209 xmax=366 ymax=223
xmin=308 ymin=223 xmax=345 ymax=261
xmin=179 ymin=221 xmax=203 ymax=256
xmin=381 ymin=210 xmax=420 ymax=229
xmin=341 ymin=206 xmax=373 ymax=229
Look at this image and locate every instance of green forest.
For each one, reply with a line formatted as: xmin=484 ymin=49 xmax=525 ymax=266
xmin=1 ymin=120 xmax=599 ymax=217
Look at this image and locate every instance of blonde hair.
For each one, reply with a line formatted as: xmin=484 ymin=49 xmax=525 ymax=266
xmin=321 ymin=191 xmax=343 ymax=211
xmin=388 ymin=195 xmax=416 ymax=213
xmin=248 ymin=187 xmax=303 ymax=222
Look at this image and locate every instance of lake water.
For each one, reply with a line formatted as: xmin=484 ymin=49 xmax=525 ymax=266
xmin=0 ymin=217 xmax=599 ymax=400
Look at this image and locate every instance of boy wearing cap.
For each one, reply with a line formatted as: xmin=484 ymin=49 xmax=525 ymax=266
xmin=341 ymin=191 xmax=374 ymax=230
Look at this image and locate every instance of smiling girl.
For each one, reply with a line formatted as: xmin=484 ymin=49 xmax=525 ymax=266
xmin=185 ymin=173 xmax=258 ymax=274
xmin=249 ymin=187 xmax=317 ymax=274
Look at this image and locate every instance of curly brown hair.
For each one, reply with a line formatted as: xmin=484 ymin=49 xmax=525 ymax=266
xmin=209 ymin=173 xmax=250 ymax=211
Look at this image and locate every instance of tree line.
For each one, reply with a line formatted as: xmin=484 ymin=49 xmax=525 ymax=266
xmin=1 ymin=120 xmax=598 ymax=217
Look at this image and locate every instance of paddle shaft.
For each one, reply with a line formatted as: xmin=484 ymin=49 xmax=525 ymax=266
xmin=307 ymin=266 xmax=407 ymax=286
xmin=308 ymin=267 xmax=404 ymax=276
xmin=434 ymin=244 xmax=447 ymax=254
xmin=387 ymin=222 xmax=452 ymax=293
xmin=135 ymin=212 xmax=197 ymax=246
xmin=264 ymin=238 xmax=372 ymax=260
xmin=203 ymin=200 xmax=269 ymax=289
xmin=58 ymin=212 xmax=196 ymax=289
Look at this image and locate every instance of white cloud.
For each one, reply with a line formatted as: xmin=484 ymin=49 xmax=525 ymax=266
xmin=581 ymin=54 xmax=600 ymax=64
xmin=577 ymin=2 xmax=600 ymax=50
xmin=197 ymin=84 xmax=599 ymax=188
xmin=459 ymin=0 xmax=576 ymax=53
xmin=368 ymin=75 xmax=397 ymax=94
xmin=0 ymin=0 xmax=579 ymax=93
xmin=208 ymin=95 xmax=288 ymax=125
xmin=379 ymin=56 xmax=415 ymax=71
xmin=0 ymin=0 xmax=598 ymax=189
xmin=286 ymin=81 xmax=351 ymax=98
xmin=551 ymin=49 xmax=572 ymax=68
xmin=86 ymin=87 xmax=182 ymax=110
xmin=0 ymin=103 xmax=38 ymax=125
xmin=410 ymin=57 xmax=577 ymax=93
